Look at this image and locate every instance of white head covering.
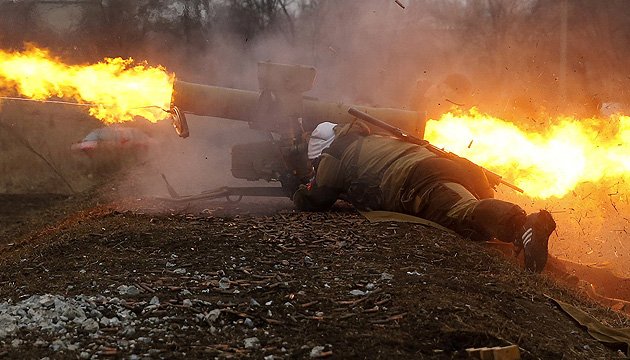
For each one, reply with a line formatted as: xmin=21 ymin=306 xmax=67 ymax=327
xmin=308 ymin=122 xmax=337 ymax=159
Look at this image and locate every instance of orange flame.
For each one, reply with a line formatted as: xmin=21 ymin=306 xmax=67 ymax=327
xmin=425 ymin=108 xmax=630 ymax=199
xmin=0 ymin=45 xmax=174 ymax=124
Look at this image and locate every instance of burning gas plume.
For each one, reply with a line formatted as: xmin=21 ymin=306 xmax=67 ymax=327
xmin=0 ymin=45 xmax=174 ymax=124
xmin=425 ymin=108 xmax=630 ymax=199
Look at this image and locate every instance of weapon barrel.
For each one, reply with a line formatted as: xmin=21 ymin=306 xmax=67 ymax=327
xmin=172 ymin=80 xmax=426 ymax=137
xmin=348 ymin=107 xmax=524 ymax=194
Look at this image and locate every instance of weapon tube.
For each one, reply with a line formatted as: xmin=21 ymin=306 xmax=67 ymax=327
xmin=171 ymin=80 xmax=426 ymax=136
xmin=348 ymin=107 xmax=524 ymax=193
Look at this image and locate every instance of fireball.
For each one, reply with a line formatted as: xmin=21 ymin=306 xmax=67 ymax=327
xmin=0 ymin=45 xmax=174 ymax=124
xmin=425 ymin=108 xmax=630 ymax=199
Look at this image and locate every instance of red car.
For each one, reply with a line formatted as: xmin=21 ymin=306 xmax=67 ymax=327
xmin=71 ymin=126 xmax=153 ymax=156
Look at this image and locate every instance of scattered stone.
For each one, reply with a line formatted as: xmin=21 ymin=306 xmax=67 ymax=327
xmin=243 ymin=337 xmax=260 ymax=350
xmin=244 ymin=318 xmax=254 ymax=328
xmin=219 ymin=277 xmax=230 ymax=289
xmin=122 ymin=326 xmax=136 ymax=337
xmin=366 ymin=283 xmax=375 ymax=290
xmin=82 ymin=319 xmax=100 ymax=333
xmin=182 ymin=299 xmax=193 ymax=307
xmin=149 ymin=296 xmax=160 ymax=305
xmin=117 ymin=285 xmax=140 ymax=296
xmin=173 ymin=268 xmax=187 ymax=275
xmin=250 ymin=298 xmax=261 ymax=307
xmin=50 ymin=339 xmax=67 ymax=351
xmin=380 ymin=273 xmax=394 ymax=281
xmin=207 ymin=309 xmax=221 ymax=322
xmin=350 ymin=290 xmax=366 ymax=296
xmin=310 ymin=346 xmax=326 ymax=358
xmin=34 ymin=339 xmax=47 ymax=347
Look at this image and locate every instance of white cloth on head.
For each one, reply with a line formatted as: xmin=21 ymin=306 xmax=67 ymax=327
xmin=308 ymin=122 xmax=337 ymax=159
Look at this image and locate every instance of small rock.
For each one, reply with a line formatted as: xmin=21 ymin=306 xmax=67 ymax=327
xmin=218 ymin=277 xmax=230 ymax=289
xmin=79 ymin=351 xmax=90 ymax=359
xmin=182 ymin=299 xmax=192 ymax=307
xmin=117 ymin=285 xmax=140 ymax=296
xmin=109 ymin=317 xmax=121 ymax=327
xmin=243 ymin=337 xmax=260 ymax=350
xmin=34 ymin=339 xmax=47 ymax=347
xmin=349 ymin=290 xmax=365 ymax=296
xmin=207 ymin=309 xmax=221 ymax=322
xmin=50 ymin=339 xmax=67 ymax=351
xmin=149 ymin=296 xmax=160 ymax=305
xmin=366 ymin=283 xmax=375 ymax=290
xmin=11 ymin=339 xmax=22 ymax=347
xmin=250 ymin=298 xmax=260 ymax=307
xmin=310 ymin=346 xmax=326 ymax=358
xmin=122 ymin=326 xmax=136 ymax=337
xmin=82 ymin=319 xmax=99 ymax=333
xmin=380 ymin=272 xmax=394 ymax=281
xmin=244 ymin=318 xmax=254 ymax=328
xmin=173 ymin=268 xmax=187 ymax=275
xmin=100 ymin=317 xmax=111 ymax=327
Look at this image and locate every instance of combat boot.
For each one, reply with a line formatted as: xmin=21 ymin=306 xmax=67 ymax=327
xmin=514 ymin=210 xmax=556 ymax=273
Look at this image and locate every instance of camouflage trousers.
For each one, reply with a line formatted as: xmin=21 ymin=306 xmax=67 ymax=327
xmin=401 ymin=181 xmax=527 ymax=242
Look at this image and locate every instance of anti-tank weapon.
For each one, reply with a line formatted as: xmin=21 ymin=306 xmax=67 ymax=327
xmin=164 ymin=62 xmax=425 ymax=202
xmin=347 ymin=107 xmax=524 ymax=193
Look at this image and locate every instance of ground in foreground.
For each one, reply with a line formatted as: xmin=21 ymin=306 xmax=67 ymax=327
xmin=0 ymin=192 xmax=627 ymax=359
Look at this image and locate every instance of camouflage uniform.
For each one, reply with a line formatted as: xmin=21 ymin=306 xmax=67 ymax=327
xmin=293 ymin=122 xmax=527 ymax=243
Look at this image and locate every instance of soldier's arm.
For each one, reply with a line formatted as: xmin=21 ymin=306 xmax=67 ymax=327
xmin=292 ymin=181 xmax=340 ymax=211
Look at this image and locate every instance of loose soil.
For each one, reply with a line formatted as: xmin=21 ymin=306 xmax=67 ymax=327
xmin=0 ymin=188 xmax=628 ymax=359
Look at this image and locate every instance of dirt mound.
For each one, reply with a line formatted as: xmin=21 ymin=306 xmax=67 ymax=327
xmin=0 ymin=191 xmax=627 ymax=359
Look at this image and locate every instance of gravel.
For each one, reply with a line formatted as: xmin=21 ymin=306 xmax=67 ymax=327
xmin=0 ymin=291 xmax=237 ymax=356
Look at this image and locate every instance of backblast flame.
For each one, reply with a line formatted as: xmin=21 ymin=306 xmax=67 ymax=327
xmin=0 ymin=45 xmax=174 ymax=124
xmin=425 ymin=108 xmax=630 ymax=199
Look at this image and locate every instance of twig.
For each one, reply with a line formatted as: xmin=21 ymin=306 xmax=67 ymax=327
xmin=301 ymin=301 xmax=319 ymax=308
xmin=370 ymin=312 xmax=407 ymax=324
xmin=0 ymin=120 xmax=75 ymax=193
xmin=136 ymin=282 xmax=156 ymax=293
